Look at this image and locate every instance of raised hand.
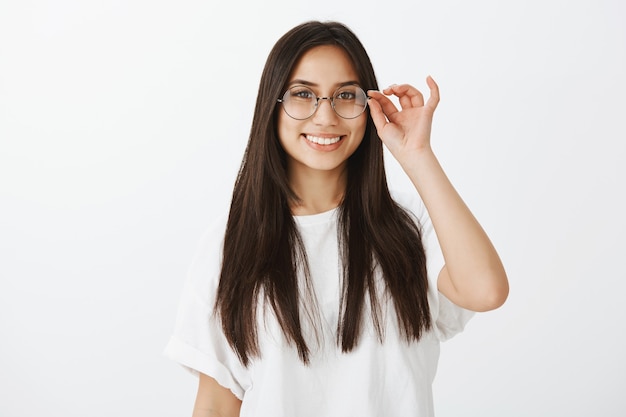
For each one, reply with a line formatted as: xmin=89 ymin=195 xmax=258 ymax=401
xmin=369 ymin=76 xmax=508 ymax=312
xmin=367 ymin=76 xmax=440 ymax=166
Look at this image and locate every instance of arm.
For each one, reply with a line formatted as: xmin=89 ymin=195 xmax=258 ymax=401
xmin=192 ymin=373 xmax=242 ymax=417
xmin=368 ymin=77 xmax=509 ymax=312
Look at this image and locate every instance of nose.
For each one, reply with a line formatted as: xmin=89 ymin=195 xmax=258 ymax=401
xmin=312 ymin=97 xmax=339 ymax=125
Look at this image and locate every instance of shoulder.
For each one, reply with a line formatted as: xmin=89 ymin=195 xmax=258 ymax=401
xmin=196 ymin=211 xmax=229 ymax=256
xmin=389 ymin=187 xmax=427 ymax=224
xmin=184 ymin=211 xmax=230 ymax=298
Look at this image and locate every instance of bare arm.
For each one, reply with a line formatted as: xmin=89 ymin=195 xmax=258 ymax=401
xmin=192 ymin=373 xmax=242 ymax=417
xmin=368 ymin=78 xmax=509 ymax=312
xmin=402 ymin=147 xmax=508 ymax=311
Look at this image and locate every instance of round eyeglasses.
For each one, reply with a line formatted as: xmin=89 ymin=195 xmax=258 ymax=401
xmin=277 ymin=85 xmax=368 ymax=120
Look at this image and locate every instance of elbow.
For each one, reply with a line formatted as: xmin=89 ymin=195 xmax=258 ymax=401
xmin=473 ymin=273 xmax=509 ymax=312
xmin=476 ymin=284 xmax=508 ymax=312
xmin=441 ymin=265 xmax=509 ymax=312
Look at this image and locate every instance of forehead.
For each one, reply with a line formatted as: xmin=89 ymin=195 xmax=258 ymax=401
xmin=288 ymin=45 xmax=359 ymax=86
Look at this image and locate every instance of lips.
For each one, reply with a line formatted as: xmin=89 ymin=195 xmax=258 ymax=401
xmin=305 ymin=134 xmax=342 ymax=145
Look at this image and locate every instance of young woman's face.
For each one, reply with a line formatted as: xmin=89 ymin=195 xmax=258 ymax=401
xmin=277 ymin=45 xmax=367 ymax=178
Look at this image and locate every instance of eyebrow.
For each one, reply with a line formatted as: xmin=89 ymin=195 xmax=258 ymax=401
xmin=287 ymin=79 xmax=361 ymax=88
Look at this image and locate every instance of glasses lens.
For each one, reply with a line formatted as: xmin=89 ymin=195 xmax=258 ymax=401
xmin=333 ymin=86 xmax=367 ymax=119
xmin=282 ymin=87 xmax=316 ymax=120
xmin=279 ymin=85 xmax=368 ymax=119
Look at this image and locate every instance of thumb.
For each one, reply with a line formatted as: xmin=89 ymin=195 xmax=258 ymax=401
xmin=367 ymin=96 xmax=388 ymax=136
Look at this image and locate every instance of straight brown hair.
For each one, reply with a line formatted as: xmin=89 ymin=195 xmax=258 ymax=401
xmin=215 ymin=21 xmax=431 ymax=366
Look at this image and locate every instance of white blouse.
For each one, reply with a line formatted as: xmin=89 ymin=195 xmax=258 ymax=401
xmin=164 ymin=190 xmax=473 ymax=416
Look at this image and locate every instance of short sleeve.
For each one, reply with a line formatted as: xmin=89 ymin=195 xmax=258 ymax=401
xmin=392 ymin=189 xmax=474 ymax=342
xmin=163 ymin=216 xmax=251 ymax=400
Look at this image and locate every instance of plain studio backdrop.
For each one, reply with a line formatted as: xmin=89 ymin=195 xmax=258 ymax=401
xmin=1 ymin=0 xmax=624 ymax=416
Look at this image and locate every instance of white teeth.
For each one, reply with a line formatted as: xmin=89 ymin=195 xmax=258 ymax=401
xmin=305 ymin=135 xmax=341 ymax=145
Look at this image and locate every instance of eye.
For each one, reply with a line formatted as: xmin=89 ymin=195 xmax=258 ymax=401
xmin=289 ymin=88 xmax=315 ymax=100
xmin=335 ymin=90 xmax=357 ymax=101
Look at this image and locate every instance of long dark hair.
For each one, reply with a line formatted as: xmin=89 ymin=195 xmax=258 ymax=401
xmin=215 ymin=21 xmax=431 ymax=366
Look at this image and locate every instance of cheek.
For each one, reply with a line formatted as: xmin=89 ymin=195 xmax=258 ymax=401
xmin=352 ymin=116 xmax=368 ymax=143
xmin=277 ymin=111 xmax=298 ymax=142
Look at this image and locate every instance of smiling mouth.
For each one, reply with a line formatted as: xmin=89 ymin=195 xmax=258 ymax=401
xmin=305 ymin=134 xmax=342 ymax=145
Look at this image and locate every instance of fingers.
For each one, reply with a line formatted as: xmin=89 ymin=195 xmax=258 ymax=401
xmin=366 ymin=93 xmax=389 ymax=132
xmin=367 ymin=90 xmax=399 ymax=118
xmin=383 ymin=84 xmax=424 ymax=108
xmin=382 ymin=77 xmax=440 ymax=111
xmin=425 ymin=75 xmax=440 ymax=111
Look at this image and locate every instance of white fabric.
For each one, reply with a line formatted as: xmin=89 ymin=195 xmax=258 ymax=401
xmin=164 ymin=190 xmax=473 ymax=416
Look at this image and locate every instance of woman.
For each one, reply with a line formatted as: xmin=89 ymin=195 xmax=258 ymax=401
xmin=165 ymin=21 xmax=508 ymax=417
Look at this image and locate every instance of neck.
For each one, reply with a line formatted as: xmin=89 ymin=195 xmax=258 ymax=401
xmin=288 ymin=165 xmax=347 ymax=216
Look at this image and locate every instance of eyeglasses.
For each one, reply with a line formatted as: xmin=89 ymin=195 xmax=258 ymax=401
xmin=277 ymin=85 xmax=368 ymax=120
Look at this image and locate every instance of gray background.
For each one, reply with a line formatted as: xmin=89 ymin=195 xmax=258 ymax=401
xmin=1 ymin=0 xmax=625 ymax=415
